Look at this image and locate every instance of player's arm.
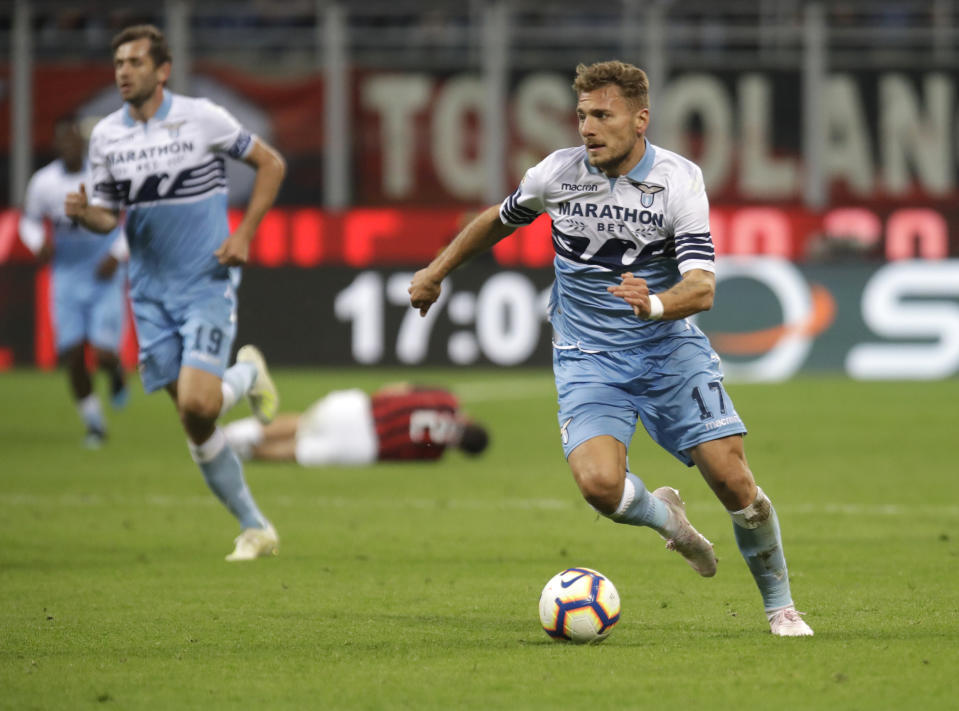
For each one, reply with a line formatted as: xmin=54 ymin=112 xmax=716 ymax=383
xmin=608 ymin=269 xmax=715 ymax=321
xmin=610 ymin=163 xmax=717 ymax=321
xmin=64 ymin=184 xmax=120 ymax=234
xmin=18 ymin=213 xmax=52 ymax=262
xmin=95 ymin=229 xmax=130 ymax=280
xmin=249 ymin=438 xmax=298 ymax=462
xmin=69 ymin=126 xmax=123 ymax=234
xmin=214 ymin=138 xmax=286 ymax=266
xmin=375 ymin=382 xmax=414 ymax=396
xmin=409 ymin=205 xmax=515 ymax=316
xmin=19 ymin=176 xmax=53 ymax=262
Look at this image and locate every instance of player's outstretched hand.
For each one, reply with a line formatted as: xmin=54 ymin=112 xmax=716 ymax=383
xmin=64 ymin=183 xmax=88 ymax=221
xmin=409 ymin=268 xmax=442 ymax=316
xmin=214 ymin=232 xmax=251 ymax=266
xmin=607 ymin=272 xmax=653 ymax=319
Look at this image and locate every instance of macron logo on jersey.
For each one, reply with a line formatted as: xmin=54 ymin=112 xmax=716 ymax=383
xmin=561 ymin=182 xmax=599 ymax=193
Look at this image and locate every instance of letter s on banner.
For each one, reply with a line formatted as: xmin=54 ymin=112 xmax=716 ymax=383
xmin=846 ymin=260 xmax=959 ymax=380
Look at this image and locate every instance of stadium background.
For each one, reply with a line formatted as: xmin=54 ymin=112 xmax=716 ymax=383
xmin=2 ymin=4 xmax=958 ymax=708
xmin=1 ymin=0 xmax=958 ymax=380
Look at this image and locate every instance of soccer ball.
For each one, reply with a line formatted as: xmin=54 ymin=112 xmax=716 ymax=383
xmin=538 ymin=567 xmax=621 ymax=644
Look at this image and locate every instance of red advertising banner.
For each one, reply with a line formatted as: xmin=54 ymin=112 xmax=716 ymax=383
xmin=2 ymin=204 xmax=953 ymax=268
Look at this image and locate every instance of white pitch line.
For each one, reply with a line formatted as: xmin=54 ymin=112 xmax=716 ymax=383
xmin=2 ymin=493 xmax=958 ymax=517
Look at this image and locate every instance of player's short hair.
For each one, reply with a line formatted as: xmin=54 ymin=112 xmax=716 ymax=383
xmin=111 ymin=24 xmax=172 ymax=68
xmin=458 ymin=422 xmax=489 ymax=456
xmin=572 ymin=60 xmax=650 ymax=110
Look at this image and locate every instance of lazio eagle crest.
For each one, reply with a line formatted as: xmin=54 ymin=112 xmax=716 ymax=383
xmin=629 ymin=180 xmax=665 ymax=208
xmin=161 ymin=120 xmax=188 ymax=139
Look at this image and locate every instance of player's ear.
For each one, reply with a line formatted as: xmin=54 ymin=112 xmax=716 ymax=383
xmin=157 ymin=60 xmax=172 ymax=86
xmin=634 ymin=107 xmax=649 ymax=135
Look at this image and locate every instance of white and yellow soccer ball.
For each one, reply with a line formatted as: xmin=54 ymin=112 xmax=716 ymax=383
xmin=538 ymin=567 xmax=621 ymax=644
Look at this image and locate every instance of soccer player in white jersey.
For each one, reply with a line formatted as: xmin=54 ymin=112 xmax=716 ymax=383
xmin=410 ymin=60 xmax=813 ymax=636
xmin=64 ymin=25 xmax=286 ymax=562
xmin=20 ymin=116 xmax=130 ymax=449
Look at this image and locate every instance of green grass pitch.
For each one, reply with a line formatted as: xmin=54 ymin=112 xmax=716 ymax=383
xmin=1 ymin=368 xmax=957 ymax=710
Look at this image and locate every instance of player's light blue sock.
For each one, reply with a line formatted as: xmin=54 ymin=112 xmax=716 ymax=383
xmin=219 ymin=362 xmax=257 ymax=417
xmin=608 ymin=471 xmax=670 ymax=531
xmin=729 ymin=487 xmax=793 ymax=610
xmin=189 ymin=428 xmax=267 ymax=530
xmin=78 ymin=393 xmax=106 ymax=433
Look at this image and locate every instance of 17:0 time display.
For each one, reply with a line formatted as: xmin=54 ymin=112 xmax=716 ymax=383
xmin=334 ymin=270 xmax=553 ymax=366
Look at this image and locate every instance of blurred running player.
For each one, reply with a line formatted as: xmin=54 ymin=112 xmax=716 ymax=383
xmin=64 ymin=25 xmax=286 ymax=561
xmin=224 ymin=384 xmax=489 ymax=466
xmin=409 ymin=60 xmax=812 ymax=636
xmin=20 ymin=116 xmax=129 ymax=449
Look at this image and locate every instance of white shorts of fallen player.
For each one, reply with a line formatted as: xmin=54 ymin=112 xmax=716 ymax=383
xmin=295 ymin=388 xmax=378 ymax=467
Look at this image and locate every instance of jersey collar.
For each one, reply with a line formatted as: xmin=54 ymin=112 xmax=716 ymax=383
xmin=625 ymin=138 xmax=656 ymax=183
xmin=122 ymin=89 xmax=174 ymax=127
xmin=583 ymin=137 xmax=656 ymax=182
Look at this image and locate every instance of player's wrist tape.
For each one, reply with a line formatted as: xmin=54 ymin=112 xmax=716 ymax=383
xmin=645 ymin=294 xmax=664 ymax=321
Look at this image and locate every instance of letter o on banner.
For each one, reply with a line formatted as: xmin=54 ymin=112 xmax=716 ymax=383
xmin=707 ymin=257 xmax=815 ymax=382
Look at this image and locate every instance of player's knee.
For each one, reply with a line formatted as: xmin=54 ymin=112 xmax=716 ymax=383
xmin=178 ymin=391 xmax=220 ymax=424
xmin=93 ymin=347 xmax=118 ymax=367
xmin=60 ymin=344 xmax=85 ymax=369
xmin=573 ymin=468 xmax=622 ymax=515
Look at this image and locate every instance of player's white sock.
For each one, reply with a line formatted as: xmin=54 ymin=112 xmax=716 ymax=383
xmin=189 ymin=428 xmax=268 ymax=530
xmin=729 ymin=487 xmax=793 ymax=610
xmin=223 ymin=417 xmax=264 ymax=460
xmin=77 ymin=393 xmax=106 ymax=433
xmin=608 ymin=471 xmax=670 ymax=530
xmin=219 ymin=362 xmax=257 ymax=417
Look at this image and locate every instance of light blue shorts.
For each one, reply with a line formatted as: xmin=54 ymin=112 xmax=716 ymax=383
xmin=553 ymin=328 xmax=747 ymax=466
xmin=132 ymin=279 xmax=237 ymax=393
xmin=52 ymin=268 xmax=126 ymax=354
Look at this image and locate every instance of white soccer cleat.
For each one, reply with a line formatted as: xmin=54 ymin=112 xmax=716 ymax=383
xmin=236 ymin=344 xmax=279 ymax=424
xmin=110 ymin=384 xmax=130 ymax=411
xmin=225 ymin=523 xmax=279 ymax=562
xmin=84 ymin=427 xmax=106 ymax=450
xmin=651 ymin=486 xmax=718 ymax=577
xmin=767 ymin=605 xmax=814 ymax=636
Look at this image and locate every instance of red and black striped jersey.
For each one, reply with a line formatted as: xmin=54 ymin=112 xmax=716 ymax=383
xmin=371 ymin=388 xmax=460 ymax=461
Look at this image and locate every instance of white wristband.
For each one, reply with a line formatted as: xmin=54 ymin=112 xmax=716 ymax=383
xmin=645 ymin=294 xmax=664 ymax=321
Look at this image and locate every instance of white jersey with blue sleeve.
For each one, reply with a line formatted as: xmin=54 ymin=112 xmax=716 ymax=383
xmin=87 ymin=90 xmax=255 ymax=303
xmin=20 ymin=159 xmax=126 ymax=282
xmin=499 ymin=141 xmax=715 ymax=351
